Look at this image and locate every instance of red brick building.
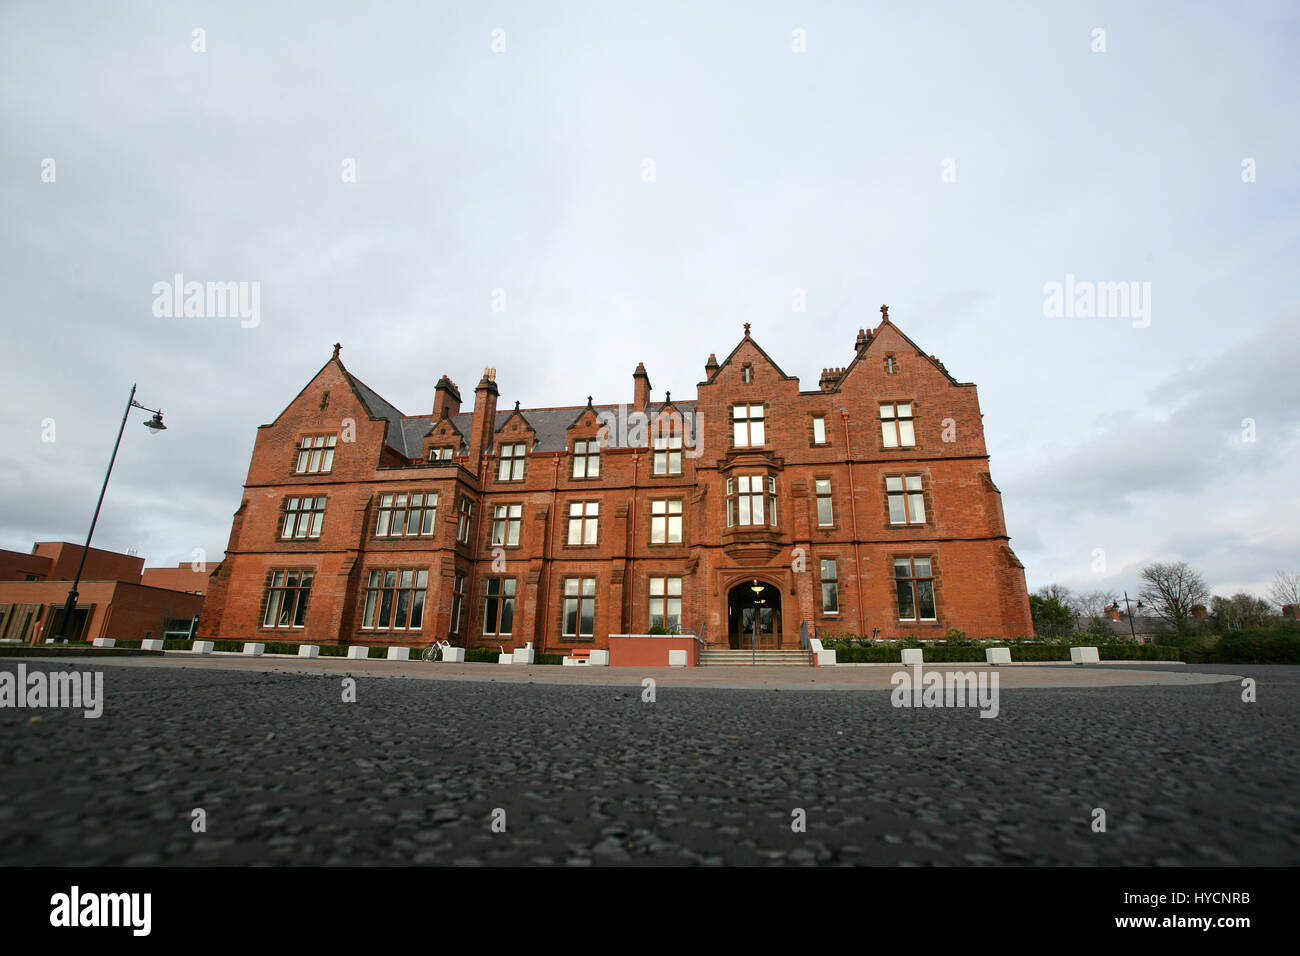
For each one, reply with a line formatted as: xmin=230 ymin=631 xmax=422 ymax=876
xmin=0 ymin=542 xmax=205 ymax=644
xmin=199 ymin=310 xmax=1032 ymax=653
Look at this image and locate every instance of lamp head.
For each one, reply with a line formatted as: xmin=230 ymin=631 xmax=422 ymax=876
xmin=143 ymin=411 xmax=166 ymax=432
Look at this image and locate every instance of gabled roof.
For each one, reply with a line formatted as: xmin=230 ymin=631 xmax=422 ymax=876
xmin=707 ymin=325 xmax=797 ymax=383
xmin=836 ymin=310 xmax=970 ymax=388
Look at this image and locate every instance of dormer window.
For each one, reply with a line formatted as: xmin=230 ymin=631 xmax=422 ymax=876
xmin=428 ymin=446 xmax=455 ymax=461
xmin=732 ymin=404 xmax=766 ymax=447
xmin=572 ymin=439 xmax=601 ymax=478
xmin=498 ymin=442 xmax=527 ymax=481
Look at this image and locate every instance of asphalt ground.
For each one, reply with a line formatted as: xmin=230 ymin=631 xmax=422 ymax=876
xmin=1 ymin=659 xmax=1295 ymax=866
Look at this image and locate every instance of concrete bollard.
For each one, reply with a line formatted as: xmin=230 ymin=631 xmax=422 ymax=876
xmin=985 ymin=647 xmax=1012 ymax=665
xmin=298 ymin=644 xmax=320 ymax=658
xmin=497 ymin=652 xmax=514 ymax=665
xmin=668 ymin=648 xmax=688 ymax=667
xmin=588 ymin=650 xmax=610 ymax=666
xmin=901 ymin=648 xmax=923 ymax=665
xmin=512 ymin=643 xmax=535 ymax=665
xmin=387 ymin=647 xmax=410 ymax=661
xmin=191 ymin=641 xmax=214 ymax=655
xmin=346 ymin=646 xmax=370 ymax=660
xmin=92 ymin=637 xmax=116 ymax=648
xmin=142 ymin=639 xmax=165 ymax=651
xmin=1070 ymin=646 xmax=1100 ymax=664
xmin=243 ymin=643 xmax=265 ymax=656
xmin=441 ymin=646 xmax=465 ymax=662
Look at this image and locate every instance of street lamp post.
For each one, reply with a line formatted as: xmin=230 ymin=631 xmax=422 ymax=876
xmin=52 ymin=384 xmax=166 ymax=643
xmin=1111 ymin=593 xmax=1143 ymax=643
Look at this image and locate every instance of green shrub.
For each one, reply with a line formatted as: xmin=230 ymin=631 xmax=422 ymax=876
xmin=466 ymin=648 xmax=501 ymax=663
xmin=1204 ymin=625 xmax=1300 ymax=664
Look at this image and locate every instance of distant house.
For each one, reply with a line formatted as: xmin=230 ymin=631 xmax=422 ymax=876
xmin=0 ymin=541 xmax=211 ymax=644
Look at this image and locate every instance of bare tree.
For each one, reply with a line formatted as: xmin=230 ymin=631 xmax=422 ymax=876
xmin=1138 ymin=562 xmax=1209 ymax=630
xmin=1210 ymin=593 xmax=1272 ymax=631
xmin=1073 ymin=589 xmax=1119 ymax=620
xmin=1034 ymin=583 xmax=1074 ymax=605
xmin=1266 ymin=570 xmax=1300 ymax=610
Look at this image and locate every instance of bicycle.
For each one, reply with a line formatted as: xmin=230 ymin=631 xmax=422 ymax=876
xmin=421 ymin=639 xmax=452 ymax=662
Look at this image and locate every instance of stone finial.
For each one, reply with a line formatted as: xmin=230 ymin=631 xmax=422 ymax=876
xmin=743 ymin=322 xmax=751 ymax=336
xmin=332 ymin=342 xmax=342 ymax=359
xmin=880 ymin=304 xmax=889 ymax=321
xmin=515 ymin=400 xmax=520 ymax=412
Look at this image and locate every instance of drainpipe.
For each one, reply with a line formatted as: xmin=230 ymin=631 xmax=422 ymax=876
xmin=628 ymin=450 xmax=638 ymax=634
xmin=841 ymin=409 xmax=868 ymax=640
xmin=539 ymin=454 xmax=560 ymax=652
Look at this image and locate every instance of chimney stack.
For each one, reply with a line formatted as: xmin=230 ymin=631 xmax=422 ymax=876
xmin=1283 ymin=604 xmax=1299 ymax=619
xmin=433 ymin=375 xmax=461 ymax=420
xmin=633 ymin=362 xmax=651 ymax=411
xmin=704 ymin=353 xmax=720 ymax=379
xmin=467 ymin=367 xmax=499 ymax=464
xmin=1106 ymin=606 xmax=1123 ymax=621
xmin=855 ymin=328 xmax=869 ymax=351
xmin=819 ymin=367 xmax=843 ymax=392
xmin=1190 ymin=604 xmax=1208 ymax=619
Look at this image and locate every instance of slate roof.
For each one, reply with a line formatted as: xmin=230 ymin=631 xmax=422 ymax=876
xmin=344 ymin=371 xmax=695 ymax=460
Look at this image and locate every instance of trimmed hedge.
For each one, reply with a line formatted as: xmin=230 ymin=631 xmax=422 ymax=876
xmin=821 ymin=640 xmax=1181 ymax=664
xmin=1203 ymin=630 xmax=1300 ymax=665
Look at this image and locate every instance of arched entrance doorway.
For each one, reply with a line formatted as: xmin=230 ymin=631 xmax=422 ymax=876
xmin=727 ymin=579 xmax=783 ymax=649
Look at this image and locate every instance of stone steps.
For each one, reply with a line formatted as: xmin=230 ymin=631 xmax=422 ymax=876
xmin=698 ymin=649 xmax=811 ymax=666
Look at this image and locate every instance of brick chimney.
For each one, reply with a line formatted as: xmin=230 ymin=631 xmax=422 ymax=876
xmin=467 ymin=368 xmax=499 ymax=464
xmin=704 ymin=353 xmax=719 ymax=379
xmin=1106 ymin=605 xmax=1123 ymax=621
xmin=819 ymin=367 xmax=842 ymax=391
xmin=855 ymin=328 xmax=870 ymax=352
xmin=433 ymin=375 xmax=461 ymax=420
xmin=633 ymin=362 xmax=651 ymax=411
xmin=1283 ymin=604 xmax=1299 ymax=619
xmin=1190 ymin=604 xmax=1208 ymax=619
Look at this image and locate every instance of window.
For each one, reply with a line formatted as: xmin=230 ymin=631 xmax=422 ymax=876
xmin=880 ymin=403 xmax=915 ymax=448
xmin=820 ymin=559 xmax=839 ymax=614
xmin=456 ymin=498 xmax=473 ymax=544
xmin=567 ymin=501 xmax=599 ymax=545
xmin=732 ymin=404 xmax=765 ymax=447
xmin=812 ymin=416 xmax=826 ymax=445
xmin=449 ymin=571 xmax=466 ymax=635
xmin=649 ymin=577 xmax=682 ymax=630
xmin=361 ymin=568 xmax=429 ymax=631
xmin=815 ymin=479 xmax=834 ymax=527
xmin=483 ymin=578 xmax=517 ymax=636
xmin=491 ymin=503 xmax=522 ymax=546
xmin=375 ymin=492 xmax=438 ymax=537
xmin=726 ymin=474 xmax=776 ymax=527
xmin=741 ymin=363 xmax=753 ymax=384
xmin=572 ymin=439 xmax=601 ymax=478
xmin=884 ymin=354 xmax=898 ymax=375
xmin=282 ymin=496 xmax=326 ymax=539
xmin=895 ymin=557 xmax=937 ymax=622
xmin=563 ymin=577 xmax=596 ymax=638
xmin=653 ymin=430 xmax=682 ymax=475
xmin=650 ymin=499 xmax=683 ymax=543
xmin=428 ymin=446 xmax=455 ymax=461
xmin=886 ymin=475 xmax=926 ymax=525
xmin=498 ymin=443 xmax=526 ymax=481
xmin=262 ymin=570 xmax=313 ymax=628
xmin=295 ymin=434 xmax=337 ymax=474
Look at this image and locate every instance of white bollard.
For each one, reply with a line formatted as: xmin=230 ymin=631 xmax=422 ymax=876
xmin=441 ymin=646 xmax=465 ymax=662
xmin=1069 ymin=646 xmax=1100 ymax=664
xmin=901 ymin=648 xmax=923 ymax=665
xmin=668 ymin=648 xmax=688 ymax=667
xmin=512 ymin=645 xmax=535 ymax=664
xmin=243 ymin=642 xmax=265 ymax=656
xmin=347 ymin=646 xmax=370 ymax=660
xmin=587 ymin=650 xmax=610 ymax=666
xmin=298 ymin=644 xmax=320 ymax=658
xmin=191 ymin=641 xmax=214 ymax=655
xmin=142 ymin=639 xmax=165 ymax=651
xmin=497 ymin=652 xmax=514 ymax=665
xmin=387 ymin=647 xmax=410 ymax=661
xmin=985 ymin=647 xmax=1012 ymax=665
xmin=92 ymin=637 xmax=116 ymax=648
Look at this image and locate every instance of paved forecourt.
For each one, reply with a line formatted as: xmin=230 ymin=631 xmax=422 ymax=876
xmin=17 ymin=651 xmax=1239 ymax=691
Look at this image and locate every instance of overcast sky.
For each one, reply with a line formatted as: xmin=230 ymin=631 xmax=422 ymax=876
xmin=1 ymin=1 xmax=1296 ymax=604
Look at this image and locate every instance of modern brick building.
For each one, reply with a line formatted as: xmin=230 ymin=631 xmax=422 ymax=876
xmin=199 ymin=309 xmax=1032 ymax=654
xmin=0 ymin=542 xmax=205 ymax=644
